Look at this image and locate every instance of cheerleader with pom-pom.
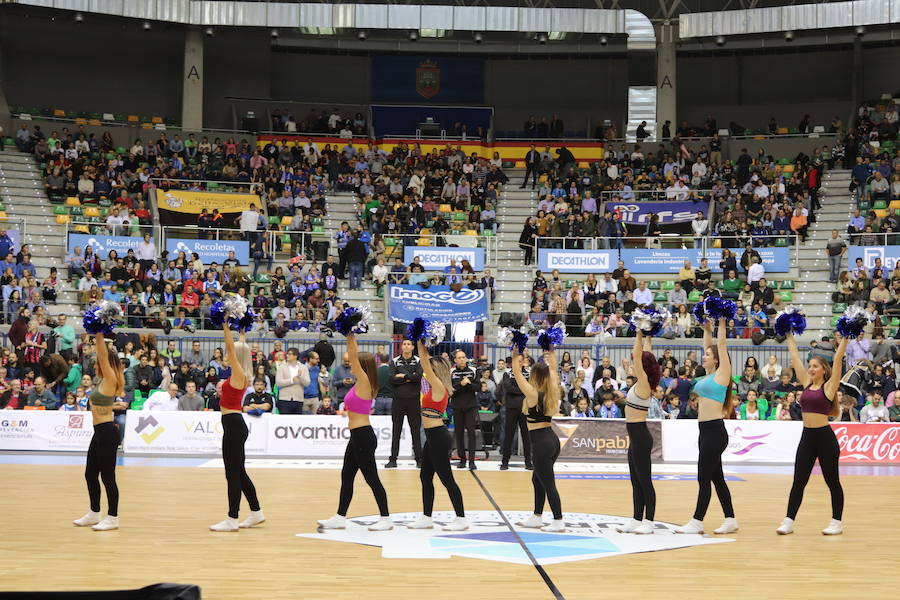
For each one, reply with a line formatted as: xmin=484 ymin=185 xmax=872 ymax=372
xmin=210 ymin=298 xmax=264 ymax=532
xmin=73 ymin=302 xmax=125 ymax=531
xmin=776 ymin=311 xmax=851 ymax=536
xmin=675 ymin=298 xmax=739 ymax=536
xmin=317 ymin=307 xmax=393 ymax=532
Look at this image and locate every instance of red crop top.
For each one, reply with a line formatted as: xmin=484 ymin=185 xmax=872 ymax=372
xmin=421 ymin=388 xmax=449 ymax=418
xmin=220 ymin=377 xmax=245 ymax=411
xmin=799 ymin=386 xmax=832 ymax=416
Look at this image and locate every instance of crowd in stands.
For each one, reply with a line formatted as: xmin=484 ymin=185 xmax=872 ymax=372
xmin=268 ymin=108 xmax=368 ymax=137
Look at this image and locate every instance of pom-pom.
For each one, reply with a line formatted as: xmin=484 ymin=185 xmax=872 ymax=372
xmin=222 ymin=294 xmax=248 ymax=320
xmin=537 ymin=322 xmax=566 ymax=350
xmin=628 ymin=304 xmax=671 ymax=337
xmin=692 ymin=301 xmax=708 ymax=324
xmin=209 ymin=301 xmax=227 ymax=328
xmin=406 ymin=318 xmax=446 ymax=347
xmin=835 ymin=305 xmax=872 ymax=339
xmin=211 ymin=294 xmax=250 ymax=329
xmin=511 ymin=330 xmax=530 ymax=354
xmin=496 ymin=327 xmax=514 ymax=348
xmin=232 ymin=307 xmax=256 ymax=333
xmin=334 ymin=305 xmax=371 ymax=337
xmin=773 ymin=305 xmax=807 ymax=337
xmin=82 ymin=301 xmax=124 ymax=335
xmin=704 ymin=296 xmax=737 ymax=321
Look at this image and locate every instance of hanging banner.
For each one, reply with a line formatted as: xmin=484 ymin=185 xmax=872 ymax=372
xmin=388 ymin=285 xmax=489 ymax=323
xmin=404 ymin=247 xmax=485 ymax=271
xmin=123 ymin=411 xmax=268 ymax=455
xmin=538 ymin=249 xmax=618 ymax=273
xmin=604 ymin=200 xmax=707 ymax=225
xmin=847 ymin=245 xmax=900 ymax=271
xmin=619 ymin=248 xmax=791 ymax=274
xmin=166 ymin=238 xmax=249 ymax=265
xmin=155 ymin=188 xmax=261 ymax=227
xmin=67 ymin=233 xmax=144 ymax=260
xmin=552 ymin=418 xmax=662 ymax=460
xmin=267 ymin=415 xmax=410 ymax=457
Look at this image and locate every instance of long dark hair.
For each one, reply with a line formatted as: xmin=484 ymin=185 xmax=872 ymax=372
xmin=709 ymin=345 xmax=735 ymax=418
xmin=527 ymin=362 xmax=560 ymax=417
xmin=356 ymin=351 xmax=379 ymax=399
xmin=641 ymin=351 xmax=661 ymax=390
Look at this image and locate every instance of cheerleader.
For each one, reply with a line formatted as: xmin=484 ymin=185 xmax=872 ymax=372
xmin=777 ymin=331 xmax=849 ymax=535
xmin=615 ymin=329 xmax=661 ymax=535
xmin=675 ymin=316 xmax=738 ymax=535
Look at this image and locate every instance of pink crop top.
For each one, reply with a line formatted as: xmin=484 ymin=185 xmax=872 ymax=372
xmin=799 ymin=386 xmax=832 ymax=416
xmin=343 ymin=385 xmax=373 ymax=415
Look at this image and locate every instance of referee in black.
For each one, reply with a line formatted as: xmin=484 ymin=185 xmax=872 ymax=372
xmin=497 ymin=358 xmax=533 ymax=471
xmin=451 ymin=350 xmax=479 ymax=470
xmin=385 ymin=339 xmax=423 ymax=468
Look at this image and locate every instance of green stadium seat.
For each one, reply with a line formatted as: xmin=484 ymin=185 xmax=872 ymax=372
xmin=716 ymin=280 xmax=725 ymax=289
xmin=53 ymin=206 xmax=68 ymax=215
xmin=778 ymin=291 xmax=793 ymax=302
xmin=832 ymin=303 xmax=847 ymax=314
xmin=255 ymin=274 xmax=271 ymax=284
xmin=688 ymin=290 xmax=702 ymax=303
xmin=858 ymin=201 xmax=870 ymax=211
xmin=662 ymin=281 xmax=675 ymax=291
xmin=831 ymin=316 xmax=840 ymax=327
xmin=312 ymin=225 xmax=324 ymax=233
xmin=779 ymin=280 xmax=794 ymax=289
xmin=774 ymin=238 xmax=788 ymax=247
xmin=881 ymin=316 xmax=889 ymax=326
xmin=647 ymin=281 xmax=660 ymax=290
xmin=891 ymin=317 xmax=900 ymax=327
xmin=565 ymin=280 xmax=576 ymax=289
xmin=268 ymin=216 xmax=279 ymax=225
xmin=384 ymin=237 xmax=396 ymax=247
xmin=280 ymin=234 xmax=291 ymax=246
xmin=874 ymin=200 xmax=888 ymax=210
xmin=653 ymin=292 xmax=667 ymax=302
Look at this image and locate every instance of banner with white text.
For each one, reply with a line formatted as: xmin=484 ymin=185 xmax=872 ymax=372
xmin=123 ymin=411 xmax=269 ymax=455
xmin=266 ymin=415 xmax=410 ymax=457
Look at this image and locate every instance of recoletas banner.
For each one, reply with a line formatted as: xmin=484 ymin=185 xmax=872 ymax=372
xmin=155 ymin=189 xmax=261 ymax=227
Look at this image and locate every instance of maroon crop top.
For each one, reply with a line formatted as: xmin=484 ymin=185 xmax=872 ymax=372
xmin=799 ymin=386 xmax=832 ymax=416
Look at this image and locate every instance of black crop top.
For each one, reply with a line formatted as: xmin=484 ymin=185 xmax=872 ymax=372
xmin=526 ymin=392 xmax=553 ymax=423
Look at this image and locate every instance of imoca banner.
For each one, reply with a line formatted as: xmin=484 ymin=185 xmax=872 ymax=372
xmin=388 ymin=285 xmax=489 ymax=323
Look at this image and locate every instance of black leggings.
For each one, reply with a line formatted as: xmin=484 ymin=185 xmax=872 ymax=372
xmin=530 ymin=427 xmax=562 ymax=520
xmin=453 ymin=404 xmax=478 ymax=462
xmin=786 ymin=425 xmax=844 ymax=520
xmin=338 ymin=425 xmax=390 ymax=517
xmin=421 ymin=426 xmax=465 ymax=517
xmin=626 ymin=421 xmax=656 ymax=521
xmin=693 ymin=419 xmax=735 ymax=521
xmin=85 ymin=422 xmax=119 ymax=517
xmin=222 ymin=413 xmax=261 ymax=519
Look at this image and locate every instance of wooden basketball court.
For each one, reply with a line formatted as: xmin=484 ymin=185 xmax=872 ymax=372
xmin=1 ymin=460 xmax=897 ymax=599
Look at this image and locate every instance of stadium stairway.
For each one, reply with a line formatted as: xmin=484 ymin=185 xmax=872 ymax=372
xmin=494 ymin=169 xmax=539 ymax=324
xmin=0 ymin=150 xmax=80 ymax=319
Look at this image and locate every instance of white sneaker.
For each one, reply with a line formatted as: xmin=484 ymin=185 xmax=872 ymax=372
xmin=714 ymin=517 xmax=739 ymax=535
xmin=73 ymin=511 xmax=101 ymax=527
xmin=92 ymin=516 xmax=119 ymax=531
xmin=239 ymin=510 xmax=265 ymax=528
xmin=209 ymin=517 xmax=238 ymax=532
xmin=674 ymin=519 xmax=704 ymax=534
xmin=615 ymin=518 xmax=641 ymax=533
xmin=633 ymin=520 xmax=655 ymax=535
xmin=776 ymin=517 xmax=794 ymax=535
xmin=368 ymin=517 xmax=394 ymax=531
xmin=406 ymin=515 xmax=434 ymax=529
xmin=541 ymin=519 xmax=566 ymax=533
xmin=822 ymin=519 xmax=843 ymax=535
xmin=517 ymin=514 xmax=545 ymax=529
xmin=442 ymin=517 xmax=469 ymax=532
xmin=317 ymin=514 xmax=347 ymax=529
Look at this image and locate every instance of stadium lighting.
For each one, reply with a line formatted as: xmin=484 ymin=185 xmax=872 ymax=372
xmin=357 ymin=30 xmax=367 ymax=41
xmin=408 ymin=30 xmax=418 ymax=42
xmin=143 ymin=21 xmax=151 ymax=31
xmin=270 ymin=28 xmax=279 ymax=38
xmin=473 ymin=32 xmax=483 ymax=43
xmin=784 ymin=30 xmax=794 ymax=41
xmin=74 ymin=12 xmax=83 ymax=23
xmin=599 ymin=35 xmax=608 ymax=45
xmin=715 ymin=35 xmax=725 ymax=46
xmin=205 ymin=27 xmax=214 ymax=37
xmin=537 ymin=32 xmax=548 ymax=44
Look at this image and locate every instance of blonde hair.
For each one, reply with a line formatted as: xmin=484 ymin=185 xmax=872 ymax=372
xmin=231 ymin=341 xmax=254 ymax=380
xmin=429 ymin=356 xmax=454 ymax=396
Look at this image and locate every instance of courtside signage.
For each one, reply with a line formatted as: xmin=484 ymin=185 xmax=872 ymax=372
xmin=621 ymin=248 xmax=790 ymax=274
xmin=123 ymin=411 xmax=267 ymax=455
xmin=267 ymin=416 xmax=409 ymax=457
xmin=0 ymin=411 xmax=92 ymax=451
xmin=847 ymin=245 xmax=900 ymax=271
xmin=403 ymin=247 xmax=484 ymax=271
xmin=537 ymin=249 xmax=617 ymax=273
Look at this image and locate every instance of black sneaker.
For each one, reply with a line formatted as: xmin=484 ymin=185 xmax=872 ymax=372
xmin=384 ymin=460 xmax=397 ymax=469
xmin=499 ymin=463 xmax=509 ymax=471
xmin=468 ymin=461 xmax=477 ymax=470
xmin=415 ymin=459 xmax=421 ymax=468
xmin=456 ymin=460 xmax=467 ymax=469
xmin=525 ymin=463 xmax=534 ymax=471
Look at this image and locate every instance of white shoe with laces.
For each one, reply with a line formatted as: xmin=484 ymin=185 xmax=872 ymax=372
xmin=73 ymin=511 xmax=101 ymax=527
xmin=239 ymin=510 xmax=265 ymax=528
xmin=541 ymin=519 xmax=566 ymax=533
xmin=674 ymin=519 xmax=704 ymax=534
xmin=633 ymin=520 xmax=655 ymax=535
xmin=368 ymin=517 xmax=394 ymax=531
xmin=615 ymin=518 xmax=641 ymax=533
xmin=776 ymin=517 xmax=794 ymax=535
xmin=209 ymin=517 xmax=238 ymax=532
xmin=406 ymin=516 xmax=434 ymax=529
xmin=822 ymin=519 xmax=843 ymax=535
xmin=714 ymin=517 xmax=739 ymax=534
xmin=92 ymin=516 xmax=119 ymax=531
xmin=442 ymin=517 xmax=469 ymax=531
xmin=317 ymin=515 xmax=347 ymax=529
xmin=517 ymin=514 xmax=545 ymax=529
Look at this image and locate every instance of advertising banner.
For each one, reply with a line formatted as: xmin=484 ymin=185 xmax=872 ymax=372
xmin=537 ymin=249 xmax=618 ymax=273
xmin=605 ymin=200 xmax=706 ymax=225
xmin=156 ymin=189 xmax=261 ymax=227
xmin=847 ymin=245 xmax=900 ymax=271
xmin=0 ymin=410 xmax=94 ymax=451
xmin=67 ymin=233 xmax=144 ymax=260
xmin=552 ymin=418 xmax=662 ymax=460
xmin=388 ymin=285 xmax=489 ymax=323
xmin=404 ymin=246 xmax=485 ymax=271
xmin=267 ymin=416 xmax=410 ymax=457
xmin=831 ymin=423 xmax=900 ymax=463
xmin=166 ymin=238 xmax=249 ymax=265
xmin=123 ymin=411 xmax=269 ymax=455
xmin=620 ymin=248 xmax=791 ymax=274
xmin=704 ymin=248 xmax=790 ymax=273
xmin=661 ymin=420 xmax=803 ymax=463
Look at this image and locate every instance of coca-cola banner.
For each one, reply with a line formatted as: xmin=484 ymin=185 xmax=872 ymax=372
xmin=552 ymin=418 xmax=662 ymax=460
xmin=831 ymin=423 xmax=900 ymax=463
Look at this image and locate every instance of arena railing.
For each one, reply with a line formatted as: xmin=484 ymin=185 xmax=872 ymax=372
xmin=599 ymin=189 xmax=714 ymax=202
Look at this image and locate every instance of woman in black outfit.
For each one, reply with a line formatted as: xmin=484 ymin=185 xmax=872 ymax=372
xmin=519 ymin=217 xmax=537 ymax=266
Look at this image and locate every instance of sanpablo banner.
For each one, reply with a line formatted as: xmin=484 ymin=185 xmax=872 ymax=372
xmin=552 ymin=418 xmax=662 ymax=460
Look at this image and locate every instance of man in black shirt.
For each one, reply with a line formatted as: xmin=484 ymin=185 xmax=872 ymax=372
xmin=243 ymin=377 xmax=274 ymax=413
xmin=451 ymin=350 xmax=479 ymax=470
xmin=385 ymin=340 xmax=423 ymax=468
xmin=521 ymin=144 xmax=540 ymax=190
xmin=497 ymin=367 xmax=533 ymax=470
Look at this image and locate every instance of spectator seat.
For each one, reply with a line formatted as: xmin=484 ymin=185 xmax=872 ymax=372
xmin=778 ymin=291 xmax=793 ymax=302
xmin=779 ymin=280 xmax=795 ymax=289
xmin=65 ymin=196 xmax=81 ymax=206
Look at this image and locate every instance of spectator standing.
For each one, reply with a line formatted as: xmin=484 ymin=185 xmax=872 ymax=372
xmin=53 ymin=314 xmax=75 ymax=361
xmin=301 ymin=351 xmax=324 ymax=414
xmin=331 ymin=352 xmax=356 ymax=408
xmin=344 ymin=231 xmax=367 ymax=291
xmin=521 ymin=144 xmax=540 ymax=190
xmin=386 ymin=340 xmax=423 ymax=468
xmin=825 ymin=230 xmax=847 ymax=283
xmin=274 ymin=348 xmax=311 ymax=414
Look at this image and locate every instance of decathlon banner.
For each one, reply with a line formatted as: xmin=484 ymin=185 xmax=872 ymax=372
xmin=267 ymin=415 xmax=410 ymax=457
xmin=388 ymin=285 xmax=489 ymax=323
xmin=403 ymin=246 xmax=485 ymax=271
xmin=0 ymin=410 xmax=94 ymax=451
xmin=662 ymin=420 xmax=802 ymax=464
xmin=605 ymin=200 xmax=706 ymax=225
xmin=123 ymin=411 xmax=268 ymax=455
xmin=67 ymin=233 xmax=144 ymax=260
xmin=538 ymin=249 xmax=618 ymax=273
xmin=847 ymin=245 xmax=900 ymax=271
xmin=552 ymin=418 xmax=662 ymax=460
xmin=166 ymin=238 xmax=249 ymax=265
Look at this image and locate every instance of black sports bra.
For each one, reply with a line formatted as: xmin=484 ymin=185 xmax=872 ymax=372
xmin=526 ymin=392 xmax=552 ymax=423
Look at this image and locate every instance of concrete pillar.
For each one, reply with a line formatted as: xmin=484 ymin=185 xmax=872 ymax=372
xmin=182 ymin=29 xmax=204 ymax=131
xmin=851 ymin=37 xmax=862 ymax=126
xmin=656 ymin=22 xmax=677 ymax=140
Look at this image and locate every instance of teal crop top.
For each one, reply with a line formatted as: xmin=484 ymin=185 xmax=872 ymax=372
xmin=694 ymin=374 xmax=728 ymax=404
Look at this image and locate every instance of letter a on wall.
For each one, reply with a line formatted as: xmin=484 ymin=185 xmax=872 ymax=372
xmin=187 ymin=65 xmax=201 ymax=80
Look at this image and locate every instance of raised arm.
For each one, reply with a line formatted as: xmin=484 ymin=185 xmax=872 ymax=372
xmin=417 ymin=341 xmax=445 ymax=400
xmin=93 ymin=332 xmax=113 ymax=381
xmin=713 ymin=316 xmax=732 ymax=387
xmin=544 ymin=348 xmax=560 ymax=391
xmin=345 ymin=334 xmax=371 ymax=398
xmin=702 ymin=319 xmax=713 ymax=350
xmin=511 ymin=347 xmax=538 ymax=404
xmin=824 ymin=336 xmax=849 ymax=405
xmin=785 ymin=332 xmax=809 ymax=388
xmin=631 ymin=330 xmax=652 ymax=399
xmin=222 ymin=321 xmax=246 ymax=388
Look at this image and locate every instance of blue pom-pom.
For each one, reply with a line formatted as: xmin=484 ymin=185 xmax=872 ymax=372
xmin=82 ymin=301 xmax=123 ymax=335
xmin=407 ymin=317 xmax=427 ymax=342
xmin=773 ymin=306 xmax=807 ymax=337
xmin=704 ymin=296 xmax=737 ymax=321
xmin=511 ymin=330 xmax=530 ymax=354
xmin=406 ymin=318 xmax=446 ymax=346
xmin=537 ymin=323 xmax=566 ymax=350
xmin=692 ymin=301 xmax=708 ymax=324
xmin=235 ymin=308 xmax=256 ymax=333
xmin=209 ymin=301 xmax=226 ymax=328
xmin=835 ymin=305 xmax=870 ymax=339
xmin=334 ymin=306 xmax=371 ymax=337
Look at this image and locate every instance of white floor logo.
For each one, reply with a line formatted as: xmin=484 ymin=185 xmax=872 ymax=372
xmin=297 ymin=511 xmax=732 ymax=565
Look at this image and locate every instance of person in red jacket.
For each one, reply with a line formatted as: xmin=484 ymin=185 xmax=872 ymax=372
xmin=180 ymin=284 xmax=200 ymax=318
